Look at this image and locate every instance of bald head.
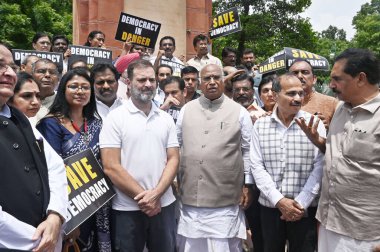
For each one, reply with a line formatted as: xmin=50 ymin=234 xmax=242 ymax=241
xmin=200 ymin=64 xmax=224 ymax=100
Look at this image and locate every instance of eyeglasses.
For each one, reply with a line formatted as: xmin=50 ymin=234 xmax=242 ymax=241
xmin=233 ymin=87 xmax=252 ymax=93
xmin=0 ymin=63 xmax=18 ymax=75
xmin=35 ymin=68 xmax=58 ymax=76
xmin=285 ymin=91 xmax=304 ymax=97
xmin=201 ymin=75 xmax=222 ymax=83
xmin=67 ymin=85 xmax=91 ymax=92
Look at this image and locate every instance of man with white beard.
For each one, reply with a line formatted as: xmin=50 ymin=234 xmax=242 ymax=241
xmin=100 ymin=59 xmax=179 ymax=251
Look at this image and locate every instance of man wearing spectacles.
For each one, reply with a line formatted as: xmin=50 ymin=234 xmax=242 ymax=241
xmin=0 ymin=43 xmax=67 ymax=251
xmin=176 ymin=64 xmax=253 ymax=251
xmin=31 ymin=58 xmax=59 ymax=123
xmin=231 ymin=73 xmax=267 ymax=124
xmin=250 ymin=73 xmax=326 ymax=252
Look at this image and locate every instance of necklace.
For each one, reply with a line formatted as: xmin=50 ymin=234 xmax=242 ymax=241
xmin=70 ymin=117 xmax=89 ymax=145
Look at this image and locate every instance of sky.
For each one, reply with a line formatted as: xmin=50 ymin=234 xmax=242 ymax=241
xmin=301 ymin=0 xmax=370 ymax=40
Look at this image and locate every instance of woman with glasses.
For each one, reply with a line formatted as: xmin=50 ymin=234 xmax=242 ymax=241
xmin=8 ymin=72 xmax=41 ymax=118
xmin=32 ymin=32 xmax=52 ymax=52
xmin=37 ymin=68 xmax=111 ymax=251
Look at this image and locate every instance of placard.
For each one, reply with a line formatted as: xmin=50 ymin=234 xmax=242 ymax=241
xmin=209 ymin=7 xmax=242 ymax=39
xmin=12 ymin=49 xmax=64 ymax=73
xmin=68 ymin=45 xmax=112 ymax=69
xmin=115 ymin=12 xmax=161 ymax=49
xmin=63 ymin=149 xmax=115 ymax=234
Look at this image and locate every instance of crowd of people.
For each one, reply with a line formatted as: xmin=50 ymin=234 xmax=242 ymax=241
xmin=0 ymin=29 xmax=379 ymax=252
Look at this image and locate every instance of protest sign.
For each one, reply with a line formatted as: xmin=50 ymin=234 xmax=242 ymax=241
xmin=209 ymin=7 xmax=242 ymax=39
xmin=12 ymin=49 xmax=64 ymax=73
xmin=259 ymin=47 xmax=330 ymax=74
xmin=160 ymin=58 xmax=185 ymax=77
xmin=115 ymin=12 xmax=161 ymax=49
xmin=64 ymin=149 xmax=115 ymax=234
xmin=68 ymin=45 xmax=112 ymax=69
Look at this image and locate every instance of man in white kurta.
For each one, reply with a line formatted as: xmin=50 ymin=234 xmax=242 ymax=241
xmin=176 ymin=64 xmax=253 ymax=252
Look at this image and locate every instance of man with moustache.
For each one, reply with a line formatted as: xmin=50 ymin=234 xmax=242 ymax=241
xmin=186 ymin=34 xmax=222 ymax=71
xmin=91 ymin=63 xmax=125 ymax=119
xmin=154 ymin=64 xmax=173 ymax=106
xmin=231 ymin=73 xmax=267 ymax=123
xmin=310 ymin=49 xmax=380 ymax=252
xmin=31 ymin=58 xmax=59 ymax=123
xmin=177 ymin=64 xmax=253 ymax=251
xmin=100 ymin=59 xmax=179 ymax=252
xmin=231 ymin=72 xmax=265 ymax=252
xmin=0 ymin=43 xmax=67 ymax=251
xmin=221 ymin=47 xmax=237 ymax=67
xmin=250 ymin=73 xmax=325 ymax=252
xmin=51 ymin=35 xmax=70 ymax=73
xmin=289 ymin=59 xmax=337 ymax=130
xmin=240 ymin=49 xmax=257 ymax=76
xmin=153 ymin=36 xmax=185 ymax=76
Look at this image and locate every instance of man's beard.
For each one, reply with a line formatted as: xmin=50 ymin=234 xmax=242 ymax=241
xmin=130 ymin=85 xmax=156 ymax=103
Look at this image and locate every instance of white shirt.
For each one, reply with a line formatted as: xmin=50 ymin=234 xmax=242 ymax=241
xmin=0 ymin=104 xmax=68 ymax=250
xmin=250 ymin=109 xmax=326 ymax=209
xmin=96 ymin=97 xmax=125 ymax=120
xmin=99 ymin=99 xmax=179 ymax=211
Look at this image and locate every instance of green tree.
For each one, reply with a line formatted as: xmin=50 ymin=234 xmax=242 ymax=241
xmin=0 ymin=0 xmax=72 ymax=49
xmin=212 ymin=0 xmax=318 ymax=63
xmin=352 ymin=0 xmax=380 ymax=57
xmin=321 ymin=25 xmax=347 ymax=40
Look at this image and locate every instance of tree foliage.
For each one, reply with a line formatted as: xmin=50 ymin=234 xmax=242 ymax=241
xmin=352 ymin=0 xmax=380 ymax=57
xmin=212 ymin=0 xmax=318 ymax=62
xmin=321 ymin=25 xmax=347 ymax=40
xmin=0 ymin=0 xmax=72 ymax=49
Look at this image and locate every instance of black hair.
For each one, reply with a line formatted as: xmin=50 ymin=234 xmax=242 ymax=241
xmin=242 ymin=48 xmax=254 ymax=56
xmin=289 ymin=59 xmax=314 ymax=75
xmin=258 ymin=75 xmax=276 ymax=95
xmin=84 ymin=30 xmax=105 ymax=47
xmin=32 ymin=32 xmax=51 ymax=44
xmin=52 ymin=35 xmax=69 ymax=46
xmin=231 ymin=73 xmax=255 ymax=89
xmin=192 ymin=34 xmax=209 ymax=47
xmin=222 ymin=47 xmax=237 ymax=58
xmin=159 ymin=36 xmax=176 ymax=47
xmin=48 ymin=68 xmax=99 ymax=120
xmin=335 ymin=48 xmax=380 ymax=85
xmin=8 ymin=72 xmax=37 ymax=103
xmin=157 ymin=64 xmax=173 ymax=75
xmin=68 ymin=59 xmax=88 ymax=71
xmin=181 ymin=66 xmax=199 ymax=78
xmin=160 ymin=76 xmax=185 ymax=91
xmin=90 ymin=63 xmax=120 ymax=81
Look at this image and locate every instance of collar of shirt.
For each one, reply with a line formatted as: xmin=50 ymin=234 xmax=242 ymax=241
xmin=194 ymin=53 xmax=210 ymax=61
xmin=96 ymin=96 xmax=124 ymax=109
xmin=199 ymin=93 xmax=224 ymax=105
xmin=126 ymin=98 xmax=160 ymax=118
xmin=0 ymin=104 xmax=11 ymax=118
xmin=270 ymin=107 xmax=305 ymax=129
xmin=343 ymin=92 xmax=380 ymax=114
